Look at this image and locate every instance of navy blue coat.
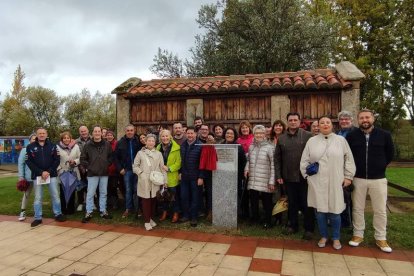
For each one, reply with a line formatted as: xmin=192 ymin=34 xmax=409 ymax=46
xmin=180 ymin=139 xmax=206 ymax=181
xmin=26 ymin=139 xmax=60 ymax=180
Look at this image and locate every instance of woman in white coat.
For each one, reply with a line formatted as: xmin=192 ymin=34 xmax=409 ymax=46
xmin=57 ymin=131 xmax=81 ymax=215
xmin=300 ymin=116 xmax=355 ymax=250
xmin=133 ymin=134 xmax=167 ymax=231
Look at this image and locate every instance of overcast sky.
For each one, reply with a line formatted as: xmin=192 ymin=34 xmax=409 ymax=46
xmin=0 ymin=0 xmax=216 ymax=98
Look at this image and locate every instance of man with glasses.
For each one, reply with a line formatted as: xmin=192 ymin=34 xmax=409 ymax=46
xmin=337 ymin=111 xmax=357 ymax=138
xmin=337 ymin=111 xmax=358 ymax=229
xmin=198 ymin=124 xmax=210 ymax=144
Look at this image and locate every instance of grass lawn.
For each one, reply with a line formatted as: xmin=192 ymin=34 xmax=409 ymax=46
xmin=1 ymin=176 xmax=413 ymax=249
xmin=386 ymin=167 xmax=414 ymax=197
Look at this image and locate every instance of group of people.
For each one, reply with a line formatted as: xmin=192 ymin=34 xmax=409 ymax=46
xmin=17 ymin=109 xmax=394 ymax=253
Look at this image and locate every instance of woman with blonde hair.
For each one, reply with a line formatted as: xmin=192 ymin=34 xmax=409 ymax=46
xmin=156 ymin=129 xmax=181 ymax=222
xmin=133 ymin=134 xmax=167 ymax=230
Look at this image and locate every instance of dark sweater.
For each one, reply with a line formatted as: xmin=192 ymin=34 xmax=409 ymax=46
xmin=346 ymin=127 xmax=394 ymax=179
xmin=26 ymin=139 xmax=59 ymax=179
xmin=275 ymin=128 xmax=312 ymax=182
xmin=80 ymin=139 xmax=113 ymax=177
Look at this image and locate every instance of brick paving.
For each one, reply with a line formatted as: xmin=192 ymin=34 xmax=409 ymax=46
xmin=0 ymin=215 xmax=413 ymax=276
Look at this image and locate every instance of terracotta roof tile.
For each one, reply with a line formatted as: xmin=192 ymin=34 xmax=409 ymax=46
xmin=261 ymin=78 xmax=270 ymax=89
xmin=271 ymin=77 xmax=281 ymax=89
xmin=293 ymin=76 xmax=305 ymax=89
xmin=125 ymin=69 xmax=354 ymax=97
xmin=282 ymin=75 xmax=293 ymax=89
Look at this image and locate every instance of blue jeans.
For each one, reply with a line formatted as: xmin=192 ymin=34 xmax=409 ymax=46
xmin=124 ymin=170 xmax=138 ymax=211
xmin=180 ymin=179 xmax=199 ymax=220
xmin=34 ymin=177 xmax=62 ymax=220
xmin=162 ymin=186 xmax=180 ymax=213
xmin=86 ymin=176 xmax=108 ymax=213
xmin=316 ymin=212 xmax=341 ymax=240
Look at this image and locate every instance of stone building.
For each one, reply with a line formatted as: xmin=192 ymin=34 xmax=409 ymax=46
xmin=112 ymin=61 xmax=364 ymax=138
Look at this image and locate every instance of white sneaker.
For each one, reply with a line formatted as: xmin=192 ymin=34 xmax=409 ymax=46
xmin=150 ymin=219 xmax=157 ymax=228
xmin=144 ymin=223 xmax=153 ymax=231
xmin=376 ymin=240 xmax=392 ymax=253
xmin=349 ymin=236 xmax=364 ymax=247
xmin=77 ymin=204 xmax=83 ymax=212
xmin=18 ymin=211 xmax=26 ymax=221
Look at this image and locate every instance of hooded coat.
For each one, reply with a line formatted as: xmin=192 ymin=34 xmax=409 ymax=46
xmin=156 ymin=140 xmax=181 ymax=188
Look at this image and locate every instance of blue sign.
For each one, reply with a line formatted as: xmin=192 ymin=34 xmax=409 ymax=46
xmin=0 ymin=138 xmax=29 ymax=164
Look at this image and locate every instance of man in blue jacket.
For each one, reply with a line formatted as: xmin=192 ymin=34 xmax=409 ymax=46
xmin=179 ymin=126 xmax=206 ymax=227
xmin=115 ymin=124 xmax=142 ymax=218
xmin=26 ymin=127 xmax=66 ymax=227
xmin=346 ymin=109 xmax=394 ymax=253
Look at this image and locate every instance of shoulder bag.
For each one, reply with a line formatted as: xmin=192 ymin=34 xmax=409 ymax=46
xmin=143 ymin=152 xmax=165 ymax=185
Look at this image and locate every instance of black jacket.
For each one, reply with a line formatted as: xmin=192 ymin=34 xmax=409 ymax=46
xmin=115 ymin=135 xmax=142 ymax=172
xmin=80 ymin=139 xmax=113 ymax=177
xmin=346 ymin=127 xmax=394 ymax=179
xmin=26 ymin=139 xmax=59 ymax=179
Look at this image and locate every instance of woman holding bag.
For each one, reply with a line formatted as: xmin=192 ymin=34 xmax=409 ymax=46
xmin=300 ymin=116 xmax=355 ymax=250
xmin=133 ymin=134 xmax=167 ymax=230
xmin=156 ymin=129 xmax=181 ymax=223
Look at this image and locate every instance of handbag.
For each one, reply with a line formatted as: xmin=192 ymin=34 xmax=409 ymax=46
xmin=156 ymin=186 xmax=172 ymax=202
xmin=306 ymin=162 xmax=319 ymax=176
xmin=305 ymin=139 xmax=331 ymax=177
xmin=143 ymin=152 xmax=165 ymax=185
xmin=150 ymin=171 xmax=165 ymax=185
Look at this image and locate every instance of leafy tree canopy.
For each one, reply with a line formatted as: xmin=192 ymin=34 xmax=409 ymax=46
xmin=151 ymin=0 xmax=335 ymax=78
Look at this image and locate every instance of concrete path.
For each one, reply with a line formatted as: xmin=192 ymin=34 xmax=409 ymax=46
xmin=0 ymin=216 xmax=413 ymax=276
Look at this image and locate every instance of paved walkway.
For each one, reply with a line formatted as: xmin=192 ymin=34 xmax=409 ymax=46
xmin=0 ymin=216 xmax=412 ymax=276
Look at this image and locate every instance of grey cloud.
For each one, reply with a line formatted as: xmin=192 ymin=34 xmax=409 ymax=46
xmin=0 ymin=0 xmax=216 ymax=95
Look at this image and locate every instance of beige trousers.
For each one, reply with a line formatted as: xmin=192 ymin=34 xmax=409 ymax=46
xmin=352 ymin=177 xmax=388 ymax=240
